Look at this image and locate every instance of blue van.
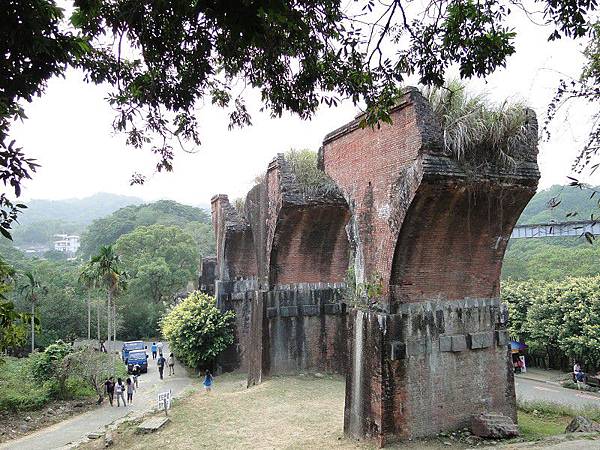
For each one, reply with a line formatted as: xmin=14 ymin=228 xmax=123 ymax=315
xmin=122 ymin=340 xmax=145 ymax=363
xmin=127 ymin=350 xmax=148 ymax=373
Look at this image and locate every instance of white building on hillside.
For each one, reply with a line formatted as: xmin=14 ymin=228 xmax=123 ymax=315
xmin=53 ymin=234 xmax=80 ymax=256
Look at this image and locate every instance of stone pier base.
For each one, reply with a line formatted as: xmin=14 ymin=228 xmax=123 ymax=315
xmin=344 ymin=299 xmax=516 ymax=442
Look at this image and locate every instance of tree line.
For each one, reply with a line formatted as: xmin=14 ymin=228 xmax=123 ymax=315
xmin=503 ymin=276 xmax=600 ymax=371
xmin=0 ymin=200 xmax=215 ymax=354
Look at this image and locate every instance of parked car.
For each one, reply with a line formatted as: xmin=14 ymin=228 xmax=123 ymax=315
xmin=127 ymin=349 xmax=148 ymax=374
xmin=122 ymin=340 xmax=145 ymax=363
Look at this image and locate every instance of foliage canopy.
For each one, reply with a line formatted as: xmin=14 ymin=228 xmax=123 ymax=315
xmin=503 ymin=276 xmax=600 ymax=370
xmin=161 ymin=292 xmax=234 ymax=369
xmin=2 ymin=0 xmax=598 ymax=238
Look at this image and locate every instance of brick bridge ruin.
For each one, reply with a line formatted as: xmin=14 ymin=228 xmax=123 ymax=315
xmin=202 ymin=87 xmax=540 ymax=443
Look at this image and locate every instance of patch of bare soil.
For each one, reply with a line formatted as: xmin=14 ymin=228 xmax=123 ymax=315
xmin=0 ymin=398 xmax=99 ymax=443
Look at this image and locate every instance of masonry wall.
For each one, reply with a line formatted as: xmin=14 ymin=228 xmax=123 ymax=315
xmin=390 ymin=182 xmax=535 ymax=303
xmin=345 ymin=300 xmax=515 ymax=442
xmin=225 ymin=229 xmax=257 ymax=281
xmin=216 ymin=279 xmax=257 ymax=372
xmin=321 ymin=90 xmax=443 ymax=301
xmin=265 ymin=283 xmax=347 ymax=374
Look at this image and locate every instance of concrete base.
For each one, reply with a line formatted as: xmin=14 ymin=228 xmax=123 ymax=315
xmin=137 ymin=416 xmax=170 ymax=433
xmin=344 ymin=300 xmax=516 ymax=442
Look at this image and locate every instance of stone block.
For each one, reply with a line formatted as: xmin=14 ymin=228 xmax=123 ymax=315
xmin=440 ymin=335 xmax=467 ymax=352
xmin=471 ymin=413 xmax=518 ymax=438
xmin=565 ymin=415 xmax=600 ymax=433
xmin=323 ymin=303 xmax=341 ymax=315
xmin=266 ymin=307 xmax=278 ymax=318
xmin=301 ymin=304 xmax=320 ymax=316
xmin=468 ymin=332 xmax=494 ymax=350
xmin=389 ymin=341 xmax=406 ymax=360
xmin=496 ymin=330 xmax=509 ymax=346
xmin=279 ymin=306 xmax=299 ymax=317
xmin=439 ymin=335 xmax=453 ymax=352
xmin=451 ymin=334 xmax=467 ymax=352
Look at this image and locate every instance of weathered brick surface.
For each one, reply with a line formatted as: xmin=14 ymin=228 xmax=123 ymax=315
xmin=345 ymin=301 xmax=517 ymax=441
xmin=325 ymin=89 xmax=538 ymax=442
xmin=213 ymin=87 xmax=539 ymax=443
xmin=198 ymin=256 xmax=216 ymax=296
xmin=266 ymin=284 xmax=347 ymax=374
xmin=212 ymin=155 xmax=351 ymax=376
xmin=216 ymin=279 xmax=257 ymax=371
xmin=211 ymin=195 xmax=257 ymax=282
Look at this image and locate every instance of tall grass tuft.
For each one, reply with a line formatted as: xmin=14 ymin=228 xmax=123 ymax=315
xmin=424 ymin=80 xmax=531 ymax=168
xmin=284 ymin=149 xmax=338 ymax=195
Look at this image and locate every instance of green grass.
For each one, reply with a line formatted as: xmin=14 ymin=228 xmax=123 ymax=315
xmin=516 ymin=399 xmax=600 ymax=440
xmin=0 ymin=357 xmax=52 ymax=411
xmin=517 ymin=410 xmax=571 ymax=440
xmin=0 ymin=354 xmax=126 ymax=412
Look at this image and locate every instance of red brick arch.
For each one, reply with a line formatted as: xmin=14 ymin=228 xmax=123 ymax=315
xmin=268 ymin=204 xmax=351 ymax=286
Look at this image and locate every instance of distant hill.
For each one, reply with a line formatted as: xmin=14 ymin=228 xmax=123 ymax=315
xmin=79 ymin=199 xmax=211 ymax=257
xmin=517 ymin=184 xmax=600 ymax=225
xmin=11 ymin=193 xmax=144 ymax=248
xmin=18 ymin=193 xmax=143 ymax=225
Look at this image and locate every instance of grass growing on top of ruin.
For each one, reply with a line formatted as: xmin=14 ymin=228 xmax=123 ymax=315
xmin=284 ymin=149 xmax=339 ymax=195
xmin=424 ymin=80 xmax=530 ymax=168
xmin=77 ymin=374 xmax=600 ymax=450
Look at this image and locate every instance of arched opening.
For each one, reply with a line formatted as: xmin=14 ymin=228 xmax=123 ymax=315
xmin=389 ymin=181 xmax=533 ymax=305
xmin=269 ymin=204 xmax=350 ymax=286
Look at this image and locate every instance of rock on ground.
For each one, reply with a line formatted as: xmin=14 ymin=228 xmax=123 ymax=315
xmin=471 ymin=413 xmax=519 ymax=438
xmin=565 ymin=416 xmax=600 ymax=433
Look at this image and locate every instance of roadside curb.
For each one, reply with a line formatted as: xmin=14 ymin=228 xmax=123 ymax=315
xmin=515 ymin=375 xmax=564 ymax=386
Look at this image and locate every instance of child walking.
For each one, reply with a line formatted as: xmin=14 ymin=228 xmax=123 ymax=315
xmin=126 ymin=377 xmax=135 ymax=405
xmin=203 ymin=370 xmax=213 ymax=392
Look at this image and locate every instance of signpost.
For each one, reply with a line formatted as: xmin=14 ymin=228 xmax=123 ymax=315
xmin=157 ymin=390 xmax=172 ymax=416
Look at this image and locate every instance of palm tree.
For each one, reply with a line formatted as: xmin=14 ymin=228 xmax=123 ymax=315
xmin=88 ymin=246 xmax=127 ymax=363
xmin=78 ymin=262 xmax=96 ymax=341
xmin=18 ymin=272 xmax=45 ymax=352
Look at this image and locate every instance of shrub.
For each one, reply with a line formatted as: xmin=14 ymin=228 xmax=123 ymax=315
xmin=29 ymin=339 xmax=72 ymax=382
xmin=161 ymin=292 xmax=235 ymax=369
xmin=63 ymin=346 xmax=128 ymax=403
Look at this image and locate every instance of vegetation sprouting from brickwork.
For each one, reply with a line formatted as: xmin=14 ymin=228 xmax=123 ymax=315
xmin=284 ymin=149 xmax=339 ymax=195
xmin=232 ymin=198 xmax=246 ymax=217
xmin=424 ymin=80 xmax=531 ymax=168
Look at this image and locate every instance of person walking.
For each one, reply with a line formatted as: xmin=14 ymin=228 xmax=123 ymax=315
xmin=104 ymin=377 xmax=114 ymax=406
xmin=157 ymin=353 xmax=166 ymax=380
xmin=115 ymin=378 xmax=126 ymax=407
xmin=132 ymin=364 xmax=140 ymax=388
xmin=576 ymin=369 xmax=586 ymax=390
xmin=203 ymin=370 xmax=213 ymax=392
xmin=126 ymin=377 xmax=135 ymax=405
xmin=157 ymin=341 xmax=164 ymax=356
xmin=168 ymin=353 xmax=175 ymax=376
xmin=151 ymin=342 xmax=157 ymax=360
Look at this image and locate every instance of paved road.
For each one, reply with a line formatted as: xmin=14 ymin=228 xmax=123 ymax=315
xmin=1 ymin=341 xmax=196 ymax=450
xmin=515 ymin=376 xmax=600 ymax=408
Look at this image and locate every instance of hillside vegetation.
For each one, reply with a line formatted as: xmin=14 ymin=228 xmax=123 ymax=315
xmin=1 ymin=198 xmax=216 ymax=343
xmin=517 ymin=184 xmax=599 ymax=225
xmin=79 ymin=200 xmax=211 ymax=258
xmin=11 ymin=193 xmax=143 ymax=248
xmin=501 ymin=184 xmax=600 ymax=281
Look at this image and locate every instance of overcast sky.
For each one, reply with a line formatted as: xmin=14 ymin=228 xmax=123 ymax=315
xmin=10 ymin=10 xmax=600 ymax=207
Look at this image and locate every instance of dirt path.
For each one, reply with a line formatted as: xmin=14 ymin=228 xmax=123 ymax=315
xmin=0 ymin=342 xmax=196 ymax=450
